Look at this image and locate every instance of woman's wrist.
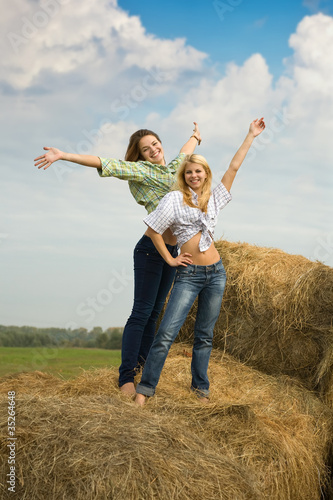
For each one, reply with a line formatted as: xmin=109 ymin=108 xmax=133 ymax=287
xmin=244 ymin=131 xmax=256 ymax=143
xmin=167 ymin=257 xmax=175 ymax=267
xmin=190 ymin=135 xmax=201 ymax=145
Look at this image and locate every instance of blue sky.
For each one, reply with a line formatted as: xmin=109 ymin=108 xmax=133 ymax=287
xmin=119 ymin=0 xmax=331 ymax=76
xmin=1 ymin=0 xmax=332 ymax=330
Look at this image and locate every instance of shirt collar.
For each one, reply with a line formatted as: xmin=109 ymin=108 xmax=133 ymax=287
xmin=188 ymin=187 xmax=199 ymax=204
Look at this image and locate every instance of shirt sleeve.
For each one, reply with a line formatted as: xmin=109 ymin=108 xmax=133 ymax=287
xmin=143 ymin=192 xmax=175 ymax=234
xmin=166 ymin=153 xmax=187 ymax=175
xmin=213 ymin=182 xmax=232 ymax=211
xmin=97 ymin=158 xmax=148 ymax=181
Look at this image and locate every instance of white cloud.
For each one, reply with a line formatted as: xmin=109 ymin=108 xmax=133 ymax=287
xmin=2 ymin=0 xmax=207 ymax=90
xmin=253 ymin=17 xmax=268 ymax=29
xmin=302 ymin=0 xmax=327 ymax=12
xmin=288 ymin=13 xmax=333 ymax=93
xmin=162 ymin=53 xmax=274 ymax=143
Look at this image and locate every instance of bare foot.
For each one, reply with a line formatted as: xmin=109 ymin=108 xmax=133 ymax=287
xmin=134 ymin=393 xmax=146 ymax=406
xmin=120 ymin=382 xmax=136 ymax=396
xmin=198 ymin=397 xmax=210 ymax=404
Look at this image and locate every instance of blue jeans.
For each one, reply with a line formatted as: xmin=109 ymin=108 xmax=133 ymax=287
xmin=119 ymin=235 xmax=178 ymax=387
xmin=136 ymin=259 xmax=226 ymax=397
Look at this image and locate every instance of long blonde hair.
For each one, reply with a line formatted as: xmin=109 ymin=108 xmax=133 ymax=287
xmin=174 ymin=154 xmax=212 ymax=213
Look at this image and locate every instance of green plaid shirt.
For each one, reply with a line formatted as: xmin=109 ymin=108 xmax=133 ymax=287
xmin=98 ymin=153 xmax=186 ymax=214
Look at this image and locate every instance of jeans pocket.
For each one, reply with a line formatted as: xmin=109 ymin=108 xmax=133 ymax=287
xmin=217 ymin=267 xmax=227 ymax=277
xmin=135 ymin=236 xmax=159 ymax=256
xmin=175 ymin=267 xmax=195 ymax=280
xmin=215 ymin=261 xmax=226 ymax=275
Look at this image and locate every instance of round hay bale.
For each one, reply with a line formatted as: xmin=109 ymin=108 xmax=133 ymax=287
xmin=0 ymin=345 xmax=332 ymax=500
xmin=0 ymin=396 xmax=263 ymax=500
xmin=176 ymin=240 xmax=333 ymax=405
xmin=152 ymin=345 xmax=333 ymax=500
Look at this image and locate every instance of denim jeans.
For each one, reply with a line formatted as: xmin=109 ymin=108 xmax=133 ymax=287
xmin=136 ymin=259 xmax=226 ymax=397
xmin=118 ymin=235 xmax=178 ymax=387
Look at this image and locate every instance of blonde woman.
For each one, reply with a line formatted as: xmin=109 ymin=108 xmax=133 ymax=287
xmin=135 ymin=118 xmax=265 ymax=405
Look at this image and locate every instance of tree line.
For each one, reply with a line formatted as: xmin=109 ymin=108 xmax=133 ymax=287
xmin=0 ymin=325 xmax=123 ymax=350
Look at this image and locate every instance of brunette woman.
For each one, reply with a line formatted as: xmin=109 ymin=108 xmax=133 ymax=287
xmin=34 ymin=123 xmax=201 ymax=394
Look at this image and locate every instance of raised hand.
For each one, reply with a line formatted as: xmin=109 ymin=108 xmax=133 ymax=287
xmin=34 ymin=147 xmax=63 ymax=170
xmin=249 ymin=117 xmax=265 ymax=137
xmin=193 ymin=121 xmax=202 ymax=145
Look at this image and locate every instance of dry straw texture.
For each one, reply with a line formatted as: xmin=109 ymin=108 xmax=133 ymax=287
xmin=1 ymin=345 xmax=332 ymax=500
xmin=177 ymin=240 xmax=333 ymax=407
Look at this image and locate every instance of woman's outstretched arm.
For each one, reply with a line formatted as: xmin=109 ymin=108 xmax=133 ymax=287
xmin=34 ymin=147 xmax=101 ymax=170
xmin=34 ymin=121 xmax=202 ymax=170
xmin=221 ymin=117 xmax=265 ymax=192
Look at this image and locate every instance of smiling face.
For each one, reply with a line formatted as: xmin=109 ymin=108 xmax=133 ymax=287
xmin=139 ymin=135 xmax=165 ymax=165
xmin=184 ymin=162 xmax=208 ymax=194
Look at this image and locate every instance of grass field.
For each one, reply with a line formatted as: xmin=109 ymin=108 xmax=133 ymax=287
xmin=0 ymin=347 xmax=121 ymax=379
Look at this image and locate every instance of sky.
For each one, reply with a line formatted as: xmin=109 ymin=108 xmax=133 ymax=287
xmin=1 ymin=0 xmax=332 ymax=331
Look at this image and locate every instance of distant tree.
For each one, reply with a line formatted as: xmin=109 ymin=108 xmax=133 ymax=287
xmin=96 ymin=333 xmax=109 ymax=349
xmin=90 ymin=327 xmax=103 ymax=336
xmin=0 ymin=324 xmax=123 ymax=349
xmin=71 ymin=337 xmax=84 ymax=347
xmin=106 ymin=330 xmax=122 ymax=349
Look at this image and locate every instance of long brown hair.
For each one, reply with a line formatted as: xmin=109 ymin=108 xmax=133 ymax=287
xmin=175 ymin=154 xmax=212 ymax=213
xmin=125 ymin=129 xmax=162 ymax=161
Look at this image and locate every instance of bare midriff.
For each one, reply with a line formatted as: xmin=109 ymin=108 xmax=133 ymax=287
xmin=144 ymin=228 xmax=177 ymax=246
xmin=181 ymin=232 xmax=220 ymax=266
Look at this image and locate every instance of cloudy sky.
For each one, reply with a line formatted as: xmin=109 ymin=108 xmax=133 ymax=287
xmin=1 ymin=0 xmax=332 ymax=330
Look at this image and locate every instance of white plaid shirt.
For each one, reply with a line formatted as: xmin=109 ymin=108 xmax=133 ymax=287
xmin=144 ymin=183 xmax=232 ymax=251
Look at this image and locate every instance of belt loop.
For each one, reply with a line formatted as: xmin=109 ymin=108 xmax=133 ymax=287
xmin=193 ymin=265 xmax=197 ymax=275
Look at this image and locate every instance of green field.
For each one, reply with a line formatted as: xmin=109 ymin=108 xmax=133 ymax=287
xmin=0 ymin=347 xmax=121 ymax=379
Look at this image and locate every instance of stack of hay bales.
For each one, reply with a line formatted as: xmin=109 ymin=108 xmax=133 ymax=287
xmin=177 ymin=240 xmax=333 ymax=408
xmin=0 ymin=345 xmax=332 ymax=499
xmin=1 ymin=240 xmax=332 ymax=498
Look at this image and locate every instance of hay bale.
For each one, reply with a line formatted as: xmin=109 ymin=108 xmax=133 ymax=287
xmin=156 ymin=346 xmax=333 ymax=499
xmin=0 ymin=345 xmax=332 ymax=500
xmin=177 ymin=240 xmax=333 ymax=406
xmin=0 ymin=396 xmax=261 ymax=500
xmin=0 ymin=370 xmax=62 ymax=396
